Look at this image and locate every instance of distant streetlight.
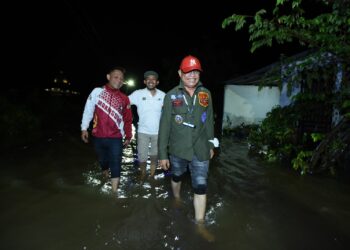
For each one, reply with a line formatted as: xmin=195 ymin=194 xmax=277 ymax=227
xmin=125 ymin=79 xmax=135 ymax=87
xmin=123 ymin=79 xmax=135 ymax=94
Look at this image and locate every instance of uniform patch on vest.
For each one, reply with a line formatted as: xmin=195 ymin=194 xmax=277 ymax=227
xmin=175 ymin=115 xmax=183 ymax=124
xmin=198 ymin=92 xmax=209 ymax=107
xmin=172 ymin=99 xmax=183 ymax=107
xmin=127 ymin=104 xmax=131 ymax=109
xmin=201 ymin=111 xmax=207 ymax=123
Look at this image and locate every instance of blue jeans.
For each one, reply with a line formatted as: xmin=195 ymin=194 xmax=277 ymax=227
xmin=93 ymin=137 xmax=123 ymax=178
xmin=169 ymin=154 xmax=209 ymax=190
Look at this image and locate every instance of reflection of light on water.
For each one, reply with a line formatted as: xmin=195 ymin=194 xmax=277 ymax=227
xmin=142 ymin=182 xmax=151 ymax=189
xmin=157 ymin=192 xmax=169 ymax=199
xmin=154 ymin=172 xmax=165 ymax=180
xmin=120 ymin=175 xmax=128 ymax=183
xmin=122 ymin=146 xmax=134 ymax=163
xmin=123 ymin=158 xmax=134 ymax=163
xmin=81 ymin=132 xmax=221 ymax=239
xmin=205 ymin=197 xmax=224 ymax=225
xmin=100 ymin=182 xmax=111 ymax=193
xmin=142 ymin=193 xmax=152 ymax=198
xmin=83 ymin=170 xmax=102 ymax=186
xmin=117 ymin=191 xmax=127 ymax=199
xmin=216 ymin=201 xmax=223 ymax=207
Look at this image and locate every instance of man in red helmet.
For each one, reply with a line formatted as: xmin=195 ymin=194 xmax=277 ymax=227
xmin=158 ymin=55 xmax=219 ymax=241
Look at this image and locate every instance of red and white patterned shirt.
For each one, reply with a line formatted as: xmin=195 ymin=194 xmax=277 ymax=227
xmin=81 ymin=84 xmax=132 ymax=140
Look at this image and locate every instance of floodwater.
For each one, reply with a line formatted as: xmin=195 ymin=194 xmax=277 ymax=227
xmin=1 ymin=131 xmax=350 ymax=250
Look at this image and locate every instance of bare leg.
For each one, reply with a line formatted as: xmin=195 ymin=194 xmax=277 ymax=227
xmin=139 ymin=162 xmax=147 ymax=181
xmin=194 ymin=194 xmax=215 ymax=242
xmin=171 ymin=179 xmax=181 ymax=199
xmin=149 ymin=156 xmax=158 ymax=178
xmin=102 ymin=169 xmax=109 ymax=178
xmin=171 ymin=179 xmax=182 ymax=207
xmin=194 ymin=194 xmax=206 ymax=221
xmin=111 ymin=177 xmax=120 ymax=193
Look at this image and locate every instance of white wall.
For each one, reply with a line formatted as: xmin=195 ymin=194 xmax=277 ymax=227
xmin=222 ymin=85 xmax=280 ymax=128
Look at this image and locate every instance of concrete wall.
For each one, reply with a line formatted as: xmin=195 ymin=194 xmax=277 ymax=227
xmin=222 ymin=85 xmax=280 ymax=129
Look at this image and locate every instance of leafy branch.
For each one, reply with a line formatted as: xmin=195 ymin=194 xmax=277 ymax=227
xmin=222 ymin=0 xmax=350 ymax=61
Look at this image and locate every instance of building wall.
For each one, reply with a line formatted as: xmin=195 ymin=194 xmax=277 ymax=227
xmin=222 ymin=85 xmax=280 ymax=129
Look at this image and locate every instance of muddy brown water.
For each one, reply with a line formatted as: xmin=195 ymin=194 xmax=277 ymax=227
xmin=1 ymin=131 xmax=350 ymax=250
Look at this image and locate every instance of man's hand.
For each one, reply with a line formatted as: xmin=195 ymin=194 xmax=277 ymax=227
xmin=159 ymin=159 xmax=170 ymax=170
xmin=81 ymin=130 xmax=89 ymax=143
xmin=210 ymin=149 xmax=214 ymax=159
xmin=123 ymin=139 xmax=131 ymax=147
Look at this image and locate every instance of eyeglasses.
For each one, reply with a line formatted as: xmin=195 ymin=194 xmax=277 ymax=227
xmin=183 ymin=70 xmax=200 ymax=76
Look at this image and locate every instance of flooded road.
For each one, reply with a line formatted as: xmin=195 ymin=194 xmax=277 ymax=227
xmin=1 ymin=132 xmax=350 ymax=250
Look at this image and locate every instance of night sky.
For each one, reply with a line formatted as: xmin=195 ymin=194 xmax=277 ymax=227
xmin=7 ymin=0 xmax=304 ymax=94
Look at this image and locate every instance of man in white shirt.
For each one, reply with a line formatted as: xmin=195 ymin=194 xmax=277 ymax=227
xmin=129 ymin=70 xmax=166 ymax=179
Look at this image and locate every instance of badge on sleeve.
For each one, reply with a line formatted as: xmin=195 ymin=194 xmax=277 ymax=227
xmin=198 ymin=92 xmax=209 ymax=107
xmin=201 ymin=111 xmax=207 ymax=123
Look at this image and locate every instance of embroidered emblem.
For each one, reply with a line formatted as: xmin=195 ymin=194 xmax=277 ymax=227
xmin=201 ymin=111 xmax=207 ymax=123
xmin=127 ymin=104 xmax=131 ymax=109
xmin=198 ymin=92 xmax=209 ymax=107
xmin=175 ymin=115 xmax=183 ymax=124
xmin=172 ymin=99 xmax=183 ymax=107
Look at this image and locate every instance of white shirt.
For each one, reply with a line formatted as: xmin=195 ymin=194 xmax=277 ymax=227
xmin=129 ymin=88 xmax=165 ymax=135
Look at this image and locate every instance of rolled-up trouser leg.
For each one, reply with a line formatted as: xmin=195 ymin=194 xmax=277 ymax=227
xmin=188 ymin=155 xmax=209 ymax=195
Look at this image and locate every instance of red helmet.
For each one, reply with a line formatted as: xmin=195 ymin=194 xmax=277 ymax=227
xmin=179 ymin=55 xmax=203 ymax=73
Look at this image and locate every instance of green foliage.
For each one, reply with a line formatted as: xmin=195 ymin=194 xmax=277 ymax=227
xmin=311 ymin=133 xmax=325 ymax=142
xmin=247 ymin=101 xmax=332 ymax=175
xmin=223 ymin=0 xmax=350 ymax=175
xmin=223 ymin=0 xmax=349 ymax=114
xmin=340 ymin=87 xmax=350 ymax=118
xmin=222 ymin=0 xmax=350 ymax=61
xmin=248 ymin=105 xmax=300 ymax=162
xmin=222 ymin=14 xmax=247 ymax=31
xmin=292 ymin=150 xmax=313 ymax=175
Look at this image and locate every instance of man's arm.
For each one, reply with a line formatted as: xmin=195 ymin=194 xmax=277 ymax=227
xmin=81 ymin=88 xmax=99 ymax=142
xmin=158 ymin=94 xmax=171 ymax=161
xmin=206 ymin=90 xmax=218 ymax=158
xmin=123 ymin=96 xmax=133 ymax=146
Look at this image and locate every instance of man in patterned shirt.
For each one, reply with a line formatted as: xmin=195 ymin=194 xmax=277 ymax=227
xmin=81 ymin=66 xmax=132 ymax=193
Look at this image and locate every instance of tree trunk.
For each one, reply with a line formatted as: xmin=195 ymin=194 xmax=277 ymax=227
xmin=310 ymin=117 xmax=350 ymax=174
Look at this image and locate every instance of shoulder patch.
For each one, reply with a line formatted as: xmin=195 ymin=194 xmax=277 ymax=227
xmin=198 ymin=92 xmax=209 ymax=107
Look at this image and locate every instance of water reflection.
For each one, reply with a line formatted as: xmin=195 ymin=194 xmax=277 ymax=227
xmin=1 ymin=133 xmax=350 ymax=249
xmin=82 ymin=141 xmax=170 ymax=201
